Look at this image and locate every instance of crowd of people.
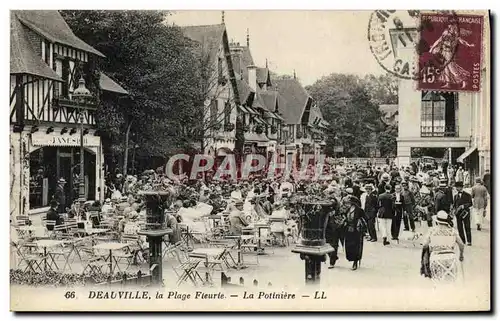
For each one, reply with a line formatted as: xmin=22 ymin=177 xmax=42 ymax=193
xmin=46 ymin=159 xmax=490 ymax=281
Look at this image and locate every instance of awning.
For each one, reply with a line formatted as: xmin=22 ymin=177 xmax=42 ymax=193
xmin=217 ymin=147 xmax=233 ymax=156
xmin=238 ymin=105 xmax=250 ymax=114
xmin=100 ymin=72 xmax=128 ymax=95
xmin=273 ymin=112 xmax=284 ymax=121
xmin=457 ymin=146 xmax=477 ymax=163
xmin=254 ymin=117 xmax=266 ymax=125
xmin=246 ymin=107 xmax=260 ymax=115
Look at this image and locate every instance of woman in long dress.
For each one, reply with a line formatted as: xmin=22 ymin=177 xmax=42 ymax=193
xmin=421 ymin=211 xmax=465 ymax=283
xmin=343 ymin=195 xmax=367 ymax=270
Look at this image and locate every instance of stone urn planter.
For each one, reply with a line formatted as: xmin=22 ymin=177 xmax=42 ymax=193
xmin=137 ymin=191 xmax=172 ymax=286
xmin=291 ymin=200 xmax=334 ymax=285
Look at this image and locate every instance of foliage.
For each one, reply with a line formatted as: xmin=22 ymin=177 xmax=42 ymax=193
xmin=60 ymin=10 xmax=201 ymax=167
xmin=362 ymin=74 xmax=398 ymax=105
xmin=306 ymin=73 xmax=398 ymax=157
xmin=269 ymin=71 xmax=295 ymax=81
xmin=377 ymin=123 xmax=398 ymax=157
xmin=9 ymin=269 xmax=142 ymax=287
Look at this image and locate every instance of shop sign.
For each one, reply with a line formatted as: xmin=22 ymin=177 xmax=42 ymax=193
xmin=31 ymin=132 xmax=100 ymax=147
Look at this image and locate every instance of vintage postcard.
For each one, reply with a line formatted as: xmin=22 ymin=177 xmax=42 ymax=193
xmin=9 ymin=9 xmax=491 ymax=312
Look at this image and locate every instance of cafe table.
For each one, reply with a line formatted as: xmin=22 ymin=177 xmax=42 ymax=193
xmin=224 ymin=235 xmax=254 ymax=270
xmin=93 ymin=242 xmax=130 ymax=275
xmin=33 ymin=239 xmax=66 ymax=271
xmin=188 ymin=247 xmax=227 ymax=284
xmin=254 ymin=223 xmax=270 ymax=255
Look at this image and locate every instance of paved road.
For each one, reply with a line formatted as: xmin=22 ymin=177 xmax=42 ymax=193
xmin=13 ymin=213 xmax=490 ymax=310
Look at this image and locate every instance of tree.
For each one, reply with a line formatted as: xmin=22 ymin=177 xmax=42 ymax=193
xmin=61 ymin=10 xmax=201 ymax=174
xmin=269 ymin=71 xmax=295 ymax=81
xmin=306 ymin=74 xmax=385 ymax=157
xmin=377 ymin=123 xmax=398 ymax=157
xmin=362 ymin=74 xmax=398 ymax=105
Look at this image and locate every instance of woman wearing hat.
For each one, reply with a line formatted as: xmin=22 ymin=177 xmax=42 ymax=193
xmin=421 ymin=211 xmax=465 ymax=282
xmin=343 ymin=195 xmax=367 ymax=270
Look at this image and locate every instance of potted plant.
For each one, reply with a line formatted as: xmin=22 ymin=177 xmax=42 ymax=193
xmin=255 ymin=125 xmax=264 ymax=134
xmin=213 ymin=123 xmax=222 ymax=131
xmin=296 ymin=131 xmax=303 ymax=139
xmin=271 ymin=125 xmax=278 ymax=134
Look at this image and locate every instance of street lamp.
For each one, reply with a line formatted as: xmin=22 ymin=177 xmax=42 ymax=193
xmin=72 ymin=77 xmax=92 ymax=203
xmin=333 ymin=134 xmax=339 ymax=160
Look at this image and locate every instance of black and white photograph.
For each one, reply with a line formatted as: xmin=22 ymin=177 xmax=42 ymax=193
xmin=8 ymin=8 xmax=491 ymax=312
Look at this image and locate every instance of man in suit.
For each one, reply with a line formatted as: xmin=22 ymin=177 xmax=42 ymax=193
xmin=54 ymin=178 xmax=67 ymax=213
xmin=453 ymin=181 xmax=473 ymax=245
xmin=435 ymin=179 xmax=452 ymax=214
xmin=46 ymin=199 xmax=64 ymax=229
xmin=391 ymin=184 xmax=405 ymax=241
xmin=401 ymin=181 xmax=416 ymax=232
xmin=482 ymin=169 xmax=491 ymax=195
xmin=471 ymin=177 xmax=489 ymax=231
xmin=361 ymin=183 xmax=378 ymax=242
xmin=228 ymin=200 xmax=250 ymax=235
xmin=377 ymin=184 xmax=394 ymax=245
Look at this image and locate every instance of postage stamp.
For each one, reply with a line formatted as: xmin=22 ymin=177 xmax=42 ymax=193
xmin=417 ymin=13 xmax=484 ymax=92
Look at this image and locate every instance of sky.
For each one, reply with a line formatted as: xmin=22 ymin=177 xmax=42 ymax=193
xmin=168 ymin=10 xmax=385 ymax=86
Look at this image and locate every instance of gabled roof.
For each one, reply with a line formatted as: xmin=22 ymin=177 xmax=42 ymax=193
xmin=260 ymin=91 xmax=277 ymax=112
xmin=252 ymin=91 xmax=266 ymax=109
xmin=181 ymin=24 xmax=226 ymax=67
xmin=236 ymin=78 xmax=254 ymax=105
xmin=308 ymin=105 xmax=328 ymax=128
xmin=256 ymin=67 xmax=271 ymax=85
xmin=13 ymin=10 xmax=104 ymax=57
xmin=100 ymin=72 xmax=128 ymax=95
xmin=10 ymin=14 xmax=61 ymax=81
xmin=273 ymin=79 xmax=311 ymax=124
xmin=379 ymin=104 xmax=398 ymax=117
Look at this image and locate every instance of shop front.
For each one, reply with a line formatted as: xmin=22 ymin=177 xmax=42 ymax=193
xmin=10 ymin=126 xmax=104 ymax=216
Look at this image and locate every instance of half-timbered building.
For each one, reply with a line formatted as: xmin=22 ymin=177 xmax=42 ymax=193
xmin=10 ymin=11 xmax=126 ymax=216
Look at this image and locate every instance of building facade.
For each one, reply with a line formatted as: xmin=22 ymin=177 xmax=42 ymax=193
xmin=10 ymin=11 xmax=126 ymax=216
xmin=395 ymin=20 xmax=490 ymax=179
xmin=181 ymin=24 xmax=240 ymax=161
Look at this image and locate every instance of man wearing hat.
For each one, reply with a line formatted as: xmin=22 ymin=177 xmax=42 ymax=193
xmin=361 ymin=183 xmax=378 ymax=242
xmin=401 ymin=181 xmax=416 ymax=233
xmin=377 ymin=184 xmax=395 ymax=245
xmin=228 ymin=199 xmax=250 ymax=236
xmin=54 ymin=178 xmax=67 ymax=213
xmin=378 ymin=173 xmax=391 ymax=195
xmin=471 ymin=177 xmax=488 ymax=231
xmin=453 ymin=181 xmax=473 ymax=245
xmin=434 ymin=179 xmax=452 ymax=217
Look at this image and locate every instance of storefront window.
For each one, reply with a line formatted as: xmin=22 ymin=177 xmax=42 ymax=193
xmin=29 ymin=147 xmax=57 ymax=209
xmin=29 ymin=146 xmax=96 ymax=209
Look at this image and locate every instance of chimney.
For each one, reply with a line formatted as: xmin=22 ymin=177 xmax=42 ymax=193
xmin=230 ymin=46 xmax=243 ymax=79
xmin=247 ymin=65 xmax=257 ymax=91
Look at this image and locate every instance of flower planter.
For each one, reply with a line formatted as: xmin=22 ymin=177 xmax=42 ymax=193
xmin=291 ymin=200 xmax=335 ymax=285
xmin=137 ymin=191 xmax=172 ymax=286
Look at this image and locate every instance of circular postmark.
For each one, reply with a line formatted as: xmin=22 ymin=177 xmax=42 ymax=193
xmin=368 ymin=10 xmax=460 ymax=80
